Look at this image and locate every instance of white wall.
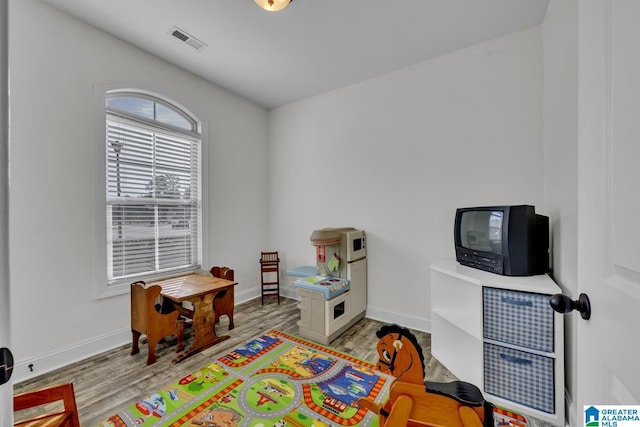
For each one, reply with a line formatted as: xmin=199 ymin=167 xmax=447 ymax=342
xmin=9 ymin=0 xmax=268 ymax=381
xmin=542 ymin=0 xmax=579 ymax=419
xmin=8 ymin=0 xmax=550 ymax=382
xmin=268 ymin=27 xmax=545 ymax=331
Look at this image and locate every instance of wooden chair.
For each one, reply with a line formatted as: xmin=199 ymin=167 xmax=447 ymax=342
xmin=130 ymin=281 xmax=184 ymax=365
xmin=209 ymin=266 xmax=235 ymax=330
xmin=259 ymin=251 xmax=280 ymax=305
xmin=13 ymin=383 xmax=80 ymax=427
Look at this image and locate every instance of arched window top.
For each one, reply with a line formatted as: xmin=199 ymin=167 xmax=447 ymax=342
xmin=102 ymin=89 xmax=202 ymax=287
xmin=106 ymin=91 xmax=199 ymax=133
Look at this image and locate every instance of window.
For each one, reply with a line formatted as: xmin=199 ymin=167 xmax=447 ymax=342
xmin=102 ymin=91 xmax=202 ymax=291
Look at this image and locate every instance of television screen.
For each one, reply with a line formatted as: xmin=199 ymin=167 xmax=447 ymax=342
xmin=455 ymin=204 xmax=549 ymax=276
xmin=459 ymin=210 xmax=503 ymax=254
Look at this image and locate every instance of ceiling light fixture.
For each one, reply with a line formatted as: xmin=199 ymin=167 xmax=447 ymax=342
xmin=255 ymin=0 xmax=292 ymax=12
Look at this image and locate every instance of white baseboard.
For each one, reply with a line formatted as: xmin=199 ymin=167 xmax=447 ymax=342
xmin=13 ymin=327 xmax=130 ymax=384
xmin=235 ymin=286 xmax=299 ymax=303
xmin=365 ymin=304 xmax=431 ymax=333
xmin=279 ymin=287 xmax=299 ymax=300
xmin=234 ymin=286 xmax=261 ymax=303
xmin=12 ymin=287 xmax=289 ymax=385
xmin=565 ymin=386 xmax=574 ymax=427
xmin=243 ymin=288 xmax=430 ymax=332
xmin=12 ymin=289 xmax=428 ymax=385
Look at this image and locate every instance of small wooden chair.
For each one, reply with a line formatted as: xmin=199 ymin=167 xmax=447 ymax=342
xmin=130 ymin=281 xmax=184 ymax=365
xmin=210 ymin=266 xmax=235 ymax=330
xmin=13 ymin=383 xmax=80 ymax=427
xmin=259 ymin=251 xmax=280 ymax=305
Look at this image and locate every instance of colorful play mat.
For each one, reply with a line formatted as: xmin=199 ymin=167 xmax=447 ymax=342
xmin=97 ymin=330 xmax=394 ymax=427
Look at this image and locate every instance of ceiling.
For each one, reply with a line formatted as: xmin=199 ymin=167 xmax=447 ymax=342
xmin=38 ymin=0 xmax=549 ymax=109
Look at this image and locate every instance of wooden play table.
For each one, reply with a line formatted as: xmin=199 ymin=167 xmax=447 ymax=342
xmin=153 ymin=273 xmax=237 ymax=363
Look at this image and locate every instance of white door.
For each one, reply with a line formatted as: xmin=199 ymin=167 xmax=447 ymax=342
xmin=0 ymin=1 xmax=12 ymax=425
xmin=575 ymin=0 xmax=640 ymax=421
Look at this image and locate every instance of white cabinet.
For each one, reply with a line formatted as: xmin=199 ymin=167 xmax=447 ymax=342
xmin=431 ymin=259 xmax=564 ymax=426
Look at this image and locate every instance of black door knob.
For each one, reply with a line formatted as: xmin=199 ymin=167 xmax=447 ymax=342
xmin=549 ymin=293 xmax=591 ymax=320
xmin=0 ymin=347 xmax=14 ymax=385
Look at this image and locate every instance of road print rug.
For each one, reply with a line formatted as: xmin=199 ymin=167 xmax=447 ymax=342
xmin=97 ymin=330 xmax=393 ymax=427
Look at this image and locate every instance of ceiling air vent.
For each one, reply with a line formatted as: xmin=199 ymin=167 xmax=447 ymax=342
xmin=169 ymin=26 xmax=207 ymax=51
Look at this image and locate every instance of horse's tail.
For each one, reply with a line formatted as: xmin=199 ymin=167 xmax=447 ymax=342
xmin=482 ymin=400 xmax=495 ymax=427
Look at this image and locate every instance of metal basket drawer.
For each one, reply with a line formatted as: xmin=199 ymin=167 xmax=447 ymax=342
xmin=483 ymin=287 xmax=554 ymax=352
xmin=483 ymin=343 xmax=555 ymax=414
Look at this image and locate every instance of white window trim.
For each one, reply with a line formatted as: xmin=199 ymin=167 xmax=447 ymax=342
xmin=92 ymin=84 xmax=209 ymax=299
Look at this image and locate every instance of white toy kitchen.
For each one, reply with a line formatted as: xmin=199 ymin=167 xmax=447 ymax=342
xmin=289 ymin=228 xmax=367 ymax=344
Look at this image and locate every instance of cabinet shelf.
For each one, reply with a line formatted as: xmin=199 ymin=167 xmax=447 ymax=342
xmin=431 ymin=308 xmax=482 ymax=340
xmin=430 ymin=259 xmax=564 ymax=426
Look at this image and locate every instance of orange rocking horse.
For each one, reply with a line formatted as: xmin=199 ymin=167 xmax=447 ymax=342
xmin=358 ymin=324 xmax=494 ymax=427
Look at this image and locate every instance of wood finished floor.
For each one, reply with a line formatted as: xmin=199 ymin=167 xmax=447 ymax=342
xmin=13 ymin=296 xmax=457 ymax=425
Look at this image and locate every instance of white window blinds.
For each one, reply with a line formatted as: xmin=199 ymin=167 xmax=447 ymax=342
xmin=105 ymin=116 xmax=201 ymax=284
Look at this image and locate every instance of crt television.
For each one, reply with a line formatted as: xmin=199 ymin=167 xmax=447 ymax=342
xmin=454 ymin=205 xmax=549 ymax=276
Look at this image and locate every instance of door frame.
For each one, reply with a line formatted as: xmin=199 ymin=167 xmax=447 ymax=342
xmin=574 ymin=0 xmax=640 ymax=423
xmin=0 ymin=0 xmax=13 ymax=424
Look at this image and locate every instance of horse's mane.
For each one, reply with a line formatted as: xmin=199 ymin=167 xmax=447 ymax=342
xmin=376 ymin=323 xmax=426 ymax=373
